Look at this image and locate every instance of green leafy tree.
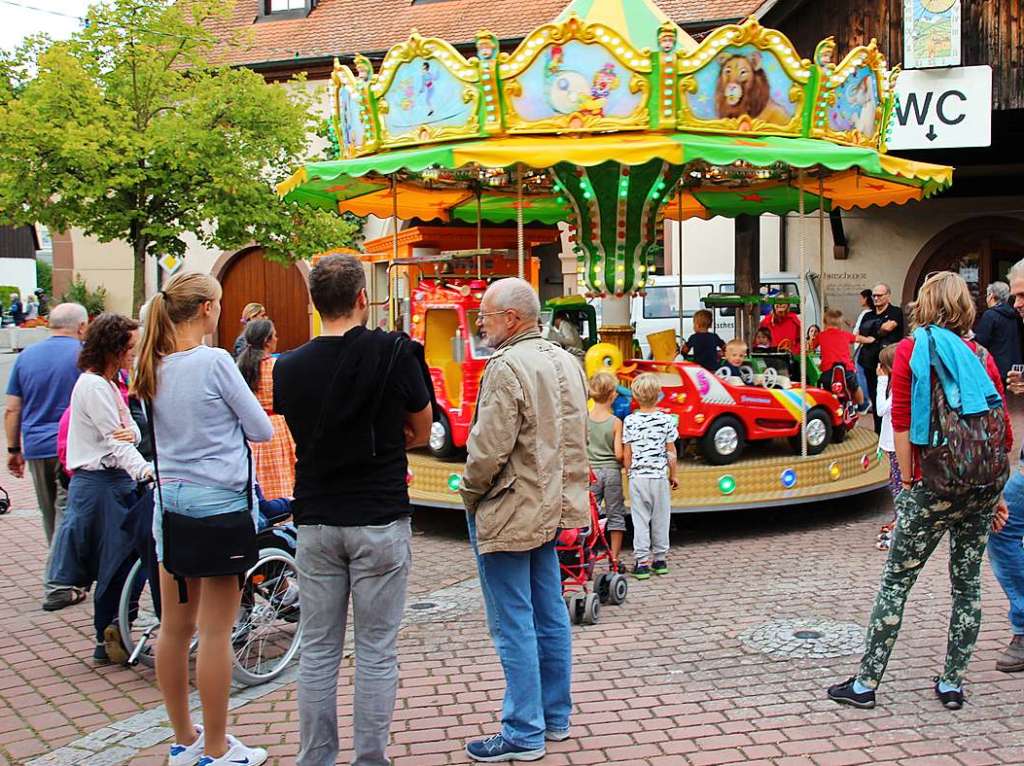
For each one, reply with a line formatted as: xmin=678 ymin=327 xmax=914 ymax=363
xmin=0 ymin=0 xmax=356 ymax=314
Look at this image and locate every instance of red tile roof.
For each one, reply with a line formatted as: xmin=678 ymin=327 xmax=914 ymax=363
xmin=206 ymin=0 xmax=765 ymax=68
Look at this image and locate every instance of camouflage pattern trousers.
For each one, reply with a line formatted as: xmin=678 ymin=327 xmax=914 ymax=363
xmin=856 ymin=482 xmax=999 ymax=689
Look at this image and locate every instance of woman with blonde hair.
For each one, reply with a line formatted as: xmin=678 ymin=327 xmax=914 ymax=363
xmin=236 ymin=319 xmax=296 ymax=499
xmin=829 ymin=271 xmax=1012 ymax=712
xmin=232 ymin=302 xmax=267 ymax=357
xmin=134 ymin=272 xmax=273 ymax=766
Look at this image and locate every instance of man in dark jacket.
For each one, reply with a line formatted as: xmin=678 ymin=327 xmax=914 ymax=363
xmin=975 ymin=281 xmax=1023 ymax=380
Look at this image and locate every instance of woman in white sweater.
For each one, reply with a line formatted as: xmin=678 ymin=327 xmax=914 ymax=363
xmin=50 ymin=313 xmax=152 ymax=663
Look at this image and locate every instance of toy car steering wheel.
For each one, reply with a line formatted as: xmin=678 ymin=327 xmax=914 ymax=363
xmin=714 ymin=367 xmax=732 ymax=380
xmin=761 ymin=367 xmax=779 ymax=389
xmin=739 ymin=365 xmax=756 ymax=385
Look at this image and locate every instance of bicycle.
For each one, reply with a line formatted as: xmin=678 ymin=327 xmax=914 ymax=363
xmin=117 ymin=533 xmax=302 ymax=686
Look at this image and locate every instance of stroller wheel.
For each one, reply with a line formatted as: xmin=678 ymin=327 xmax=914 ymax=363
xmin=582 ymin=593 xmax=600 ymax=625
xmin=566 ymin=592 xmax=585 ymax=625
xmin=595 ymin=573 xmax=612 ymax=604
xmin=606 ymin=574 xmax=628 ymax=606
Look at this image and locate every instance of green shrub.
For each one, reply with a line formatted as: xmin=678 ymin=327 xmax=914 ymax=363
xmin=61 ymin=275 xmax=107 ymax=316
xmin=36 ymin=259 xmax=52 ymax=295
xmin=0 ymin=285 xmax=20 ymax=312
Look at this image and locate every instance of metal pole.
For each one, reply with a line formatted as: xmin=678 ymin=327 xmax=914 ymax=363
xmin=818 ymin=175 xmax=826 ymax=315
xmin=677 ymin=187 xmax=684 ymax=352
xmin=516 ymin=163 xmax=525 ymax=279
xmin=476 ymin=185 xmax=483 ymax=279
xmin=390 ymin=174 xmax=398 ymax=331
xmin=798 ymin=172 xmax=808 ymax=458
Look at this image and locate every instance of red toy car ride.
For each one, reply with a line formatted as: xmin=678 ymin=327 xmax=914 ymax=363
xmin=620 ymin=360 xmax=847 ymax=465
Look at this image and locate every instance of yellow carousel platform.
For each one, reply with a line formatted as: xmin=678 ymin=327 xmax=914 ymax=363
xmin=408 ymin=427 xmax=888 ymax=514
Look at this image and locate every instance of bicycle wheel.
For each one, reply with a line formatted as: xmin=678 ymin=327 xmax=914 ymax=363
xmin=231 ymin=548 xmax=303 ymax=686
xmin=117 ymin=558 xmax=159 ymax=668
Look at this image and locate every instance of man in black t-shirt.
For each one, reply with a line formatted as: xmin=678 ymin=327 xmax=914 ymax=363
xmin=274 ymin=254 xmax=432 ymax=766
xmin=855 ymin=283 xmax=904 ymax=433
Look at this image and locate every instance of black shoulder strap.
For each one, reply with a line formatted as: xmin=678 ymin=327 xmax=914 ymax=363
xmin=369 ymin=335 xmax=408 ymax=457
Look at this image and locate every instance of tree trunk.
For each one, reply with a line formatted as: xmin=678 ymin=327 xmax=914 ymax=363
xmin=734 ymin=214 xmax=760 ymax=344
xmin=132 ymin=237 xmax=148 ymax=318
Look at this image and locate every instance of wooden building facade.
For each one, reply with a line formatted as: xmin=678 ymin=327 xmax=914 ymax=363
xmin=761 ymin=0 xmax=1024 ymax=315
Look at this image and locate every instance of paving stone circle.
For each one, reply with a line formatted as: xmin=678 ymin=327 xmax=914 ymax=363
xmin=739 ymin=618 xmax=865 ymax=659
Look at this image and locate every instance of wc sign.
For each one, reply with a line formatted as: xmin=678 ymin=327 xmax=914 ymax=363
xmin=887 ymin=65 xmax=992 ymax=150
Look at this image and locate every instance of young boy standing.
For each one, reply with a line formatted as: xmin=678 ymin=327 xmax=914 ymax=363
xmin=683 ymin=310 xmax=725 ymax=371
xmin=622 ymin=373 xmax=678 ymax=580
xmin=587 ymin=372 xmax=626 ymax=572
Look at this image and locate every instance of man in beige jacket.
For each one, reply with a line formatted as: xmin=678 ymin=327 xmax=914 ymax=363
xmin=461 ymin=278 xmax=589 ymax=762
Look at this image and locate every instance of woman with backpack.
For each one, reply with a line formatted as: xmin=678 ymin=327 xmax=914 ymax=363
xmin=133 ymin=273 xmax=273 ymax=766
xmin=828 ymin=271 xmax=1012 ymax=712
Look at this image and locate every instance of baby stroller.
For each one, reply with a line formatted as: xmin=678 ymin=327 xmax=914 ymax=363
xmin=556 ymin=473 xmax=629 ymax=625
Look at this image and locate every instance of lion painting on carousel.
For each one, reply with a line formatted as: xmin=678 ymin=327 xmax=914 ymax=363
xmin=713 ymin=51 xmax=790 ymax=125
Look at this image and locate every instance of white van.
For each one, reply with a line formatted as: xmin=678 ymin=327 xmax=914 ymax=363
xmin=631 ymin=272 xmax=822 ymax=357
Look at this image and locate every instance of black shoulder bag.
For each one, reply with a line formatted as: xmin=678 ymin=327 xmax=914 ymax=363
xmin=147 ymin=402 xmax=258 ymax=603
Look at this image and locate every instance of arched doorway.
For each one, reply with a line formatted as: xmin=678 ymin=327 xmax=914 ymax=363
xmin=216 ymin=248 xmax=311 ymax=353
xmin=903 ymin=217 xmax=1024 ymax=315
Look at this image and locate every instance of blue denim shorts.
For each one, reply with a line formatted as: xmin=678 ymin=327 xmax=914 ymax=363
xmin=153 ymin=481 xmax=254 ymax=562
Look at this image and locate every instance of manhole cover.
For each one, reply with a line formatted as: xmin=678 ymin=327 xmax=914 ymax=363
xmin=409 ymin=601 xmax=438 ymax=611
xmin=740 ymin=619 xmax=864 ymax=659
xmin=793 ymin=630 xmax=824 ymax=640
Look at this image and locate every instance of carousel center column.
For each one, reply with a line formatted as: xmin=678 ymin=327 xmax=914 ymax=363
xmin=598 ymin=295 xmax=634 ymax=361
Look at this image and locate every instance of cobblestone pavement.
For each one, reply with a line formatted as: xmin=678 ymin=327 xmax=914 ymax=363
xmin=2 ymin=355 xmax=1023 ymax=765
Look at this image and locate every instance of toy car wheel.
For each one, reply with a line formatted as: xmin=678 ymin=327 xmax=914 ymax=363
xmin=607 ymin=574 xmax=628 ymax=606
xmin=701 ymin=415 xmax=746 ymax=465
xmin=582 ymin=593 xmax=600 ymax=625
xmin=832 ymin=424 xmax=848 ymax=443
xmin=595 ymin=573 xmax=612 ymax=604
xmin=428 ymin=412 xmax=457 ymax=458
xmin=789 ymin=406 xmax=833 ymax=455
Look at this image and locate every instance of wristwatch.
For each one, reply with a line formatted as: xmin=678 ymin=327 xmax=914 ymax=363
xmin=7 ymin=447 xmax=21 ymax=454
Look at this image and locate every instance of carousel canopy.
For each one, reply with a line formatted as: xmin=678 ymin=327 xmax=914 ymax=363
xmin=278 ymin=0 xmax=954 ymax=296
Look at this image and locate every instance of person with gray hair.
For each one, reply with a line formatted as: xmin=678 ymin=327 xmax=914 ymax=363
xmin=461 ymin=277 xmax=590 ymax=762
xmin=975 ymin=280 xmax=1023 ymax=380
xmin=5 ymin=303 xmax=89 ymax=611
xmin=989 ymin=263 xmax=1024 ymax=674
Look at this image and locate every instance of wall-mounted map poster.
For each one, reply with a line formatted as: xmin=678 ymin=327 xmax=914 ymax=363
xmin=903 ymin=0 xmax=961 ymax=69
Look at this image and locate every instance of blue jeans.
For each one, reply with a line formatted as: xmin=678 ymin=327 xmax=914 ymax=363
xmin=989 ymin=471 xmax=1024 ymax=635
xmin=466 ymin=513 xmax=572 ymax=750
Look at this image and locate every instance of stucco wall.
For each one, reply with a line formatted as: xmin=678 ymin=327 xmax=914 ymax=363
xmin=782 ymin=195 xmax=1024 ymax=322
xmin=68 ymin=231 xmax=134 ymax=315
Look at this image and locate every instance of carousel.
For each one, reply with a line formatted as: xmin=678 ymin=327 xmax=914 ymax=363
xmin=278 ymin=0 xmax=952 ymax=512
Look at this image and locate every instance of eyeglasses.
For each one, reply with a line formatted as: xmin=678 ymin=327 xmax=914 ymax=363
xmin=871 ymin=293 xmax=887 ymax=299
xmin=475 ymin=309 xmax=514 ymax=324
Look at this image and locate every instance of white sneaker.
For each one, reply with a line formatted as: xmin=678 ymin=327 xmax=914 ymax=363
xmin=197 ymin=735 xmax=268 ymax=766
xmin=168 ymin=726 xmax=204 ymax=766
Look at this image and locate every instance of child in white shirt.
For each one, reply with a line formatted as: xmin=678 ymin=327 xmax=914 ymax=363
xmin=875 ymin=345 xmax=899 ymax=551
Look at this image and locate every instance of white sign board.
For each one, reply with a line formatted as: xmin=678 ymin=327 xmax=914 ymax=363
xmin=887 ymin=65 xmax=991 ymax=150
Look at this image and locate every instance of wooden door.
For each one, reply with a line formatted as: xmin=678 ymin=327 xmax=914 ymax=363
xmin=218 ymin=249 xmax=311 ymax=353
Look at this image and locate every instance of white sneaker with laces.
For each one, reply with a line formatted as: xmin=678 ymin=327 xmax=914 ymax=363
xmin=197 ymin=735 xmax=268 ymax=766
xmin=168 ymin=726 xmax=204 ymax=766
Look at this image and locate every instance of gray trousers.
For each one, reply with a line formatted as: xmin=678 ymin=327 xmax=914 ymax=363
xmin=27 ymin=457 xmax=73 ymax=599
xmin=629 ymin=476 xmax=671 ymax=563
xmin=296 ymin=518 xmax=411 ymax=766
